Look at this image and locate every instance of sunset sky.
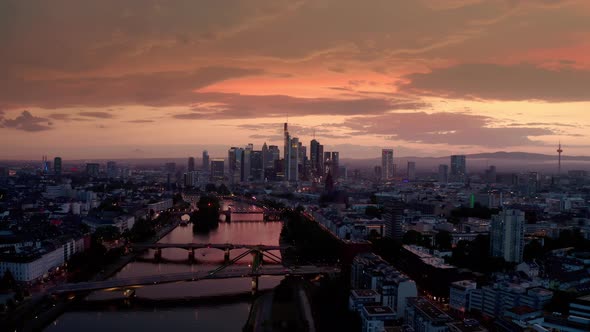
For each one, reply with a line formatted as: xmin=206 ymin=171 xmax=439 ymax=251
xmin=1 ymin=0 xmax=590 ymax=160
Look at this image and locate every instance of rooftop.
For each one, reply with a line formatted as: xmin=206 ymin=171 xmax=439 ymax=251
xmin=351 ymin=289 xmax=379 ymax=298
xmin=363 ymin=305 xmax=395 ymax=316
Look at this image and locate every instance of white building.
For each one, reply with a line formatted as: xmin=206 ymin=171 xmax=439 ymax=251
xmin=449 ymin=280 xmax=477 ymax=315
xmin=361 ymin=305 xmax=396 ymax=332
xmin=490 ymin=209 xmax=525 ymax=263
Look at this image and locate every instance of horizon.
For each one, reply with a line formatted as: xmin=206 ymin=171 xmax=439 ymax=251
xmin=2 ymin=1 xmax=590 ymax=159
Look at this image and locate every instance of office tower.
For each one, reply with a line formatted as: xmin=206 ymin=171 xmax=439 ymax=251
xmin=188 ymin=157 xmax=195 ymax=172
xmin=242 ymin=144 xmax=253 ymax=181
xmin=382 ymin=149 xmax=394 ymax=180
xmin=331 ymin=152 xmax=339 ymax=179
xmin=54 ymin=157 xmax=62 ymax=176
xmin=86 ymin=163 xmax=100 ymax=177
xmin=450 ymin=155 xmax=467 ymax=183
xmin=438 ymin=165 xmax=448 ymax=183
xmin=184 ymin=171 xmax=196 ymax=187
xmin=310 ymin=139 xmax=320 ymax=178
xmin=262 ymin=142 xmax=271 ymax=169
xmin=284 ymin=123 xmax=291 ymax=181
xmin=228 ymin=147 xmax=243 ymax=184
xmin=324 ymin=152 xmax=332 ymax=177
xmin=289 ymin=137 xmax=299 ymax=182
xmin=165 ymin=162 xmax=176 ymax=174
xmin=210 ymin=159 xmax=225 ymax=180
xmin=298 ymin=143 xmax=307 ymax=180
xmin=490 ymin=209 xmax=525 ymax=263
xmin=250 ymin=150 xmax=263 ymax=182
xmin=407 ymin=161 xmax=416 ymax=181
xmin=202 ymin=150 xmax=210 ymax=171
xmin=106 ymin=161 xmax=117 ymax=178
xmin=383 ymin=200 xmax=405 ymax=240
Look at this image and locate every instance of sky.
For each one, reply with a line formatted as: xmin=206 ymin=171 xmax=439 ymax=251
xmin=1 ymin=0 xmax=590 ymax=160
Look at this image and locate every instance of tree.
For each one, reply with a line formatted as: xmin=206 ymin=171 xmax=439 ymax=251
xmin=435 ymin=231 xmax=453 ymax=251
xmin=0 ymin=269 xmax=17 ymax=291
xmin=93 ymin=226 xmax=121 ymax=242
xmin=192 ymin=195 xmax=220 ymax=233
xmin=205 ymin=183 xmax=217 ymax=193
xmin=403 ymin=230 xmax=423 ymax=245
xmin=523 ymin=239 xmax=544 ymax=261
xmin=217 ymin=183 xmax=231 ymax=195
xmin=172 ymin=193 xmax=184 ymax=205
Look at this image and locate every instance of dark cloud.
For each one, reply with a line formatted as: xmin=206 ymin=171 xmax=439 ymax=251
xmin=1 ymin=111 xmax=52 ymax=132
xmin=400 ymin=63 xmax=590 ymax=102
xmin=78 ymin=111 xmax=114 ymax=119
xmin=172 ymin=93 xmax=428 ymax=119
xmin=338 ymin=112 xmax=554 ymax=147
xmin=0 ymin=67 xmax=264 ymax=109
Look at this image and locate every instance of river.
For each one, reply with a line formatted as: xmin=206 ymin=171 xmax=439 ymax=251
xmin=45 ymin=201 xmax=284 ymax=332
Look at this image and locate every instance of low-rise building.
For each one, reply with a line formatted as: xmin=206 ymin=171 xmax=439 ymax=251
xmin=361 ymin=305 xmax=396 ymax=332
xmin=405 ymin=297 xmax=454 ymax=332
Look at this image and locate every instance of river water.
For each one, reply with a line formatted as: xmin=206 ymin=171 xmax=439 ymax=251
xmin=46 ymin=201 xmax=284 ymax=332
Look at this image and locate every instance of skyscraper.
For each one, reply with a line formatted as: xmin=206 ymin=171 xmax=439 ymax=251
xmin=490 ymin=209 xmax=525 ymax=263
xmin=188 ymin=157 xmax=195 ymax=172
xmin=310 ymin=139 xmax=320 ymax=178
xmin=242 ymin=144 xmax=253 ymax=181
xmin=438 ymin=164 xmax=448 ymax=183
xmin=331 ymin=151 xmax=339 ymax=179
xmin=383 ymin=200 xmax=405 ymax=240
xmin=210 ymin=159 xmax=224 ymax=180
xmin=106 ymin=161 xmax=117 ymax=178
xmin=202 ymin=150 xmax=210 ymax=171
xmin=382 ymin=149 xmax=394 ymax=180
xmin=407 ymin=161 xmax=416 ymax=181
xmin=54 ymin=157 xmax=62 ymax=176
xmin=450 ymin=155 xmax=467 ymax=183
xmin=250 ymin=150 xmax=263 ymax=182
xmin=284 ymin=123 xmax=291 ymax=181
xmin=288 ymin=137 xmax=299 ymax=182
xmin=228 ymin=147 xmax=243 ymax=184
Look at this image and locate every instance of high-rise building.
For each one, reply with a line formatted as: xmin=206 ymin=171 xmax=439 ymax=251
xmin=310 ymin=139 xmax=320 ymax=178
xmin=407 ymin=161 xmax=416 ymax=181
xmin=450 ymin=155 xmax=467 ymax=183
xmin=382 ymin=149 xmax=394 ymax=180
xmin=188 ymin=157 xmax=195 ymax=172
xmin=490 ymin=209 xmax=525 ymax=263
xmin=202 ymin=150 xmax=210 ymax=171
xmin=262 ymin=142 xmax=272 ymax=170
xmin=438 ymin=164 xmax=448 ymax=183
xmin=210 ymin=159 xmax=224 ymax=180
xmin=106 ymin=161 xmax=117 ymax=178
xmin=284 ymin=123 xmax=291 ymax=181
xmin=288 ymin=137 xmax=299 ymax=182
xmin=331 ymin=151 xmax=339 ymax=179
xmin=250 ymin=151 xmax=263 ymax=182
xmin=228 ymin=147 xmax=243 ymax=184
xmin=242 ymin=144 xmax=253 ymax=181
xmin=54 ymin=157 xmax=62 ymax=176
xmin=86 ymin=163 xmax=100 ymax=177
xmin=383 ymin=200 xmax=405 ymax=240
xmin=374 ymin=166 xmax=382 ymax=180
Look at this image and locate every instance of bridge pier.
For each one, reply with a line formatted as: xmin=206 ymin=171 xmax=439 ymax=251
xmin=154 ymin=248 xmax=162 ymax=260
xmin=188 ymin=249 xmax=195 ymax=262
xmin=251 ymin=276 xmax=259 ymax=295
xmin=224 ymin=248 xmax=230 ymax=264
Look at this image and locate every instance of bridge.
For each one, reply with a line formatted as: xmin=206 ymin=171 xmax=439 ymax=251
xmin=51 ymin=243 xmax=338 ymax=296
xmin=48 ymin=265 xmax=339 ymax=294
xmin=130 ymin=243 xmax=288 ymax=262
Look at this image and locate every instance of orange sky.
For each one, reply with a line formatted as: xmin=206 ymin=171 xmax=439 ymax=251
xmin=1 ymin=0 xmax=590 ymax=160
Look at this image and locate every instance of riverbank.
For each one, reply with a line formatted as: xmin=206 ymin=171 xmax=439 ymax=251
xmin=17 ymin=219 xmax=180 ymax=332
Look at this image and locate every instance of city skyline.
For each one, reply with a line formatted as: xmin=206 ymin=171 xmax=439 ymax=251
xmin=2 ymin=1 xmax=590 ymax=160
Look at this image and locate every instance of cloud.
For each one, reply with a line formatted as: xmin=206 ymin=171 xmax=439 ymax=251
xmin=1 ymin=111 xmax=52 ymax=132
xmin=338 ymin=112 xmax=554 ymax=147
xmin=172 ymin=92 xmax=428 ymax=119
xmin=127 ymin=119 xmax=155 ymax=123
xmin=78 ymin=111 xmax=114 ymax=118
xmin=240 ymin=122 xmax=351 ymax=140
xmin=0 ymin=67 xmax=264 ymax=109
xmin=399 ymin=63 xmax=590 ymax=102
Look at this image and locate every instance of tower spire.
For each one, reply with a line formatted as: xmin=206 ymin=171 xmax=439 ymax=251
xmin=557 ymin=141 xmax=563 ymax=175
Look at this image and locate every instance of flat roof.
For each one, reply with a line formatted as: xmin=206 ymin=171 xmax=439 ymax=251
xmin=363 ymin=305 xmax=395 ymax=316
xmin=408 ymin=298 xmax=453 ymax=323
xmin=352 ymin=289 xmax=379 ymax=298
